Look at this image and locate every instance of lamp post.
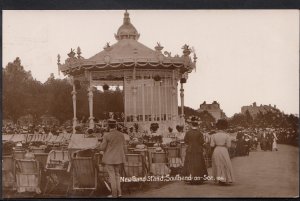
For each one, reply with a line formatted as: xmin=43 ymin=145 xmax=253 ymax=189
xmin=180 ymin=73 xmax=187 ymax=124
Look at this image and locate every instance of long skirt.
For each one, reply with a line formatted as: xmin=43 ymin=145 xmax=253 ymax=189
xmin=183 ymin=150 xmax=208 ymax=184
xmin=260 ymin=139 xmax=267 ymax=151
xmin=212 ymin=146 xmax=234 ymax=183
xmin=272 ymin=140 xmax=278 ymax=150
xmin=236 ymin=140 xmax=244 ymax=156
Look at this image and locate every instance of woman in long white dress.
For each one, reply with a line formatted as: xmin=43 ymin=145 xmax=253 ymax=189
xmin=210 ymin=119 xmax=235 ymax=185
xmin=272 ymin=132 xmax=278 ymax=151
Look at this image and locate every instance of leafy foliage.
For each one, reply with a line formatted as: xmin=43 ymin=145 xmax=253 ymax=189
xmin=198 ymin=110 xmax=216 ymax=128
xmin=228 ymin=110 xmax=298 ymax=129
xmin=178 ymin=106 xmax=200 ymax=117
xmin=3 ymin=57 xmax=124 ymax=124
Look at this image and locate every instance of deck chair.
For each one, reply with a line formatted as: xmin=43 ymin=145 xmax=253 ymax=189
xmin=2 ymin=155 xmax=15 ymax=189
xmin=150 ymin=152 xmax=170 ymax=176
xmin=13 ymin=150 xmax=26 ymax=160
xmin=15 ymin=159 xmax=41 ymax=194
xmin=123 ymin=154 xmax=146 ymax=191
xmin=124 ymin=154 xmax=145 ymax=177
xmin=165 ymin=147 xmax=182 ymax=169
xmin=71 ymin=156 xmax=97 ymax=191
xmin=44 ymin=150 xmax=71 ymax=195
xmin=34 ymin=153 xmax=49 ymax=170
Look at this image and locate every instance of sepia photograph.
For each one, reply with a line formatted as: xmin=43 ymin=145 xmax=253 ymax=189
xmin=2 ymin=9 xmax=299 ymax=198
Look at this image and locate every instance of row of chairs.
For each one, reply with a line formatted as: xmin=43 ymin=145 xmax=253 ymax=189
xmin=3 ymin=146 xmax=188 ymax=197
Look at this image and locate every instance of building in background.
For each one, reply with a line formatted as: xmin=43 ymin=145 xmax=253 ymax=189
xmin=197 ymin=101 xmax=226 ymax=122
xmin=241 ymin=102 xmax=280 ymax=117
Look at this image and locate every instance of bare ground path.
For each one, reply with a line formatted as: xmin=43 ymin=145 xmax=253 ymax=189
xmin=128 ymin=144 xmax=299 ymax=198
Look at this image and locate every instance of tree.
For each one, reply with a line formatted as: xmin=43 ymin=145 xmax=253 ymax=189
xmin=3 ymin=57 xmax=35 ymax=122
xmin=286 ymin=114 xmax=299 ymax=130
xmin=44 ymin=78 xmax=73 ymax=123
xmin=198 ymin=110 xmax=216 ymax=128
xmin=228 ymin=113 xmax=247 ymax=128
xmin=178 ymin=106 xmax=200 ymax=118
xmin=245 ymin=110 xmax=253 ymax=127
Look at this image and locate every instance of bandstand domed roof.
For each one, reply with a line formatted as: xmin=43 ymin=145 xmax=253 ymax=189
xmin=58 ymin=11 xmax=197 ymax=76
xmin=115 ymin=10 xmax=140 ymax=41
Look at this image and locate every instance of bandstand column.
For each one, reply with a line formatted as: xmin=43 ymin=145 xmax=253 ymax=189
xmin=132 ymin=66 xmax=137 ymax=122
xmin=132 ymin=86 xmax=137 ymax=121
xmin=72 ymin=82 xmax=77 ymax=133
xmin=164 ymin=74 xmax=168 ymax=121
xmin=88 ymin=86 xmax=94 ymax=128
xmin=172 ymin=70 xmax=176 ymax=120
xmin=142 ymin=76 xmax=145 ymax=121
xmin=151 ymin=75 xmax=154 ymax=121
xmin=180 ymin=82 xmax=185 ymax=120
xmin=159 ymin=81 xmax=161 ymax=122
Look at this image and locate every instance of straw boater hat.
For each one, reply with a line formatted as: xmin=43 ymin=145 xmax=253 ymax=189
xmin=16 ymin=142 xmax=22 ymax=147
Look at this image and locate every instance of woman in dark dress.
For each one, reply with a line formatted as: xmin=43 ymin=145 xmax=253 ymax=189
xmin=260 ymin=131 xmax=267 ymax=151
xmin=182 ymin=117 xmax=208 ymax=184
xmin=236 ymin=131 xmax=245 ymax=156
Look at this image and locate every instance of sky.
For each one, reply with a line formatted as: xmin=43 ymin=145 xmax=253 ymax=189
xmin=3 ymin=10 xmax=299 ymax=117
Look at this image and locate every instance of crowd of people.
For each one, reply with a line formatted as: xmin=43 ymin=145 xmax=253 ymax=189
xmin=179 ymin=119 xmax=299 ymax=188
xmin=2 ymin=117 xmax=128 ymax=136
xmin=2 ymin=123 xmax=72 ymax=135
xmin=2 ymin=114 xmax=299 ymax=197
xmin=232 ymin=127 xmax=298 ymax=156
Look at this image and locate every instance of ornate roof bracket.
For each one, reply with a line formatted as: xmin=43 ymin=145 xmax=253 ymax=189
xmin=155 ymin=42 xmax=164 ymax=52
xmin=103 ymin=42 xmax=112 ymax=51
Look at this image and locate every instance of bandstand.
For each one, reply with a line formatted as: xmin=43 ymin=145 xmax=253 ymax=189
xmin=58 ymin=11 xmax=197 ymax=134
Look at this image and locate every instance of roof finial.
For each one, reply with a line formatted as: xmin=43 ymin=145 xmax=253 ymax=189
xmin=182 ymin=44 xmax=191 ymax=56
xmin=77 ymin=46 xmax=82 ymax=59
xmin=68 ymin=48 xmax=76 ymax=58
xmin=124 ymin=10 xmax=130 ymax=24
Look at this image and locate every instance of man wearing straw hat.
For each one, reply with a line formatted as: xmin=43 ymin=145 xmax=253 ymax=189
xmin=98 ymin=118 xmax=126 ymax=198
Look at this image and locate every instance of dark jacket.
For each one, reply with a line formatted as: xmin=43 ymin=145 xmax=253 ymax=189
xmin=183 ymin=127 xmax=208 ymax=180
xmin=184 ymin=128 xmax=205 ymax=153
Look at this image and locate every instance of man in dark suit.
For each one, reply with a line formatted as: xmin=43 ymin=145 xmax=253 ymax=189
xmin=99 ymin=119 xmax=126 ymax=198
